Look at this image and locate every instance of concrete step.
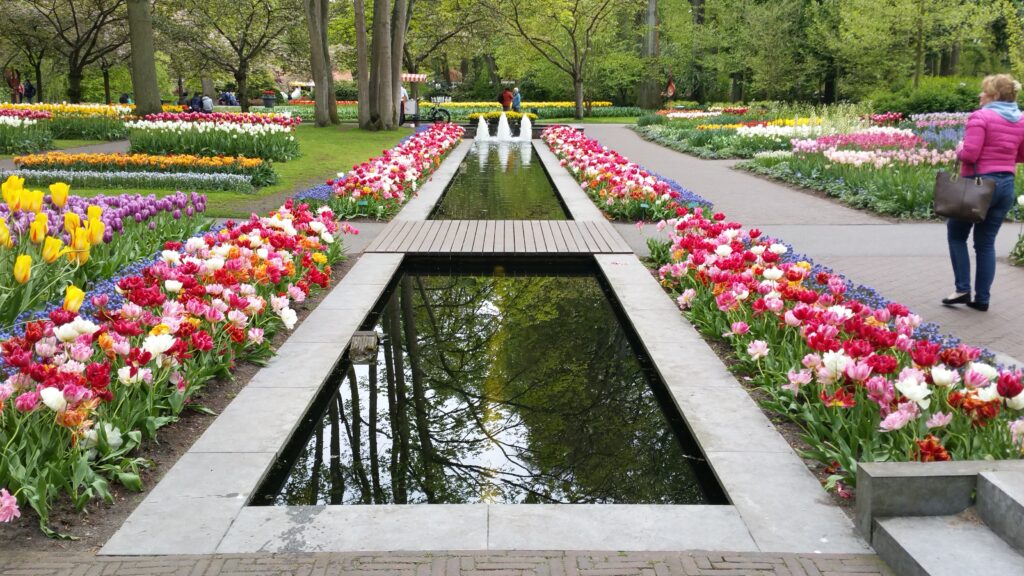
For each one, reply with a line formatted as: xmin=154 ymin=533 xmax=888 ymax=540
xmin=873 ymin=510 xmax=1024 ymax=576
xmin=977 ymin=470 xmax=1024 ymax=554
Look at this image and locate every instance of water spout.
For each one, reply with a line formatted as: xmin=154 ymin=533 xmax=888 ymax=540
xmin=475 ymin=115 xmax=491 ymax=141
xmin=519 ymin=114 xmax=532 ymax=141
xmin=495 ymin=112 xmax=513 ymax=142
xmin=497 ymin=142 xmax=511 ymax=172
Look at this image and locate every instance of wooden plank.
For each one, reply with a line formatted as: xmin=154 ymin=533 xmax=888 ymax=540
xmin=366 ymin=221 xmax=404 ymax=252
xmin=483 ymin=221 xmax=497 ymax=253
xmin=454 ymin=219 xmax=473 ymax=251
xmin=512 ymin=220 xmax=525 ymax=253
xmin=594 ymin=220 xmax=630 ymax=253
xmin=493 ymin=220 xmax=505 ymax=252
xmin=530 ymin=221 xmax=547 ymax=252
xmin=462 ymin=221 xmax=481 ymax=252
xmin=381 ymin=221 xmax=415 ymax=252
xmin=590 ymin=221 xmax=617 ymax=253
xmin=427 ymin=220 xmax=452 ymax=252
xmin=570 ymin=220 xmax=599 ymax=252
xmin=472 ymin=220 xmax=488 ymax=252
xmin=443 ymin=221 xmax=467 ymax=252
xmin=557 ymin=221 xmax=580 ymax=252
xmin=539 ymin=221 xmax=561 ymax=253
xmin=503 ymin=220 xmax=515 ymax=254
xmin=565 ymin=221 xmax=591 ymax=253
xmin=401 ymin=219 xmax=430 ymax=251
xmin=580 ymin=221 xmax=611 ymax=253
xmin=522 ymin=220 xmax=536 ymax=252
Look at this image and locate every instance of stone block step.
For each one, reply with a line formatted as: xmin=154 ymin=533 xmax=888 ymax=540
xmin=873 ymin=510 xmax=1024 ymax=576
xmin=977 ymin=470 xmax=1024 ymax=554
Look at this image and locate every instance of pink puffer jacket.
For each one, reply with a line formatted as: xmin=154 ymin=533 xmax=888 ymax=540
xmin=957 ymin=108 xmax=1024 ymax=176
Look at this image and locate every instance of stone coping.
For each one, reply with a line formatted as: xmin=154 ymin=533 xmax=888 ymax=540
xmin=855 ymin=460 xmax=1024 ymax=538
xmin=102 ymin=135 xmax=868 ymax=555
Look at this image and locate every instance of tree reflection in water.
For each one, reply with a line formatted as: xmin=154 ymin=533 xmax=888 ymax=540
xmin=272 ymin=272 xmax=710 ymax=505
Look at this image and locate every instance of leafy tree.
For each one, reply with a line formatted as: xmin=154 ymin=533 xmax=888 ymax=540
xmin=481 ymin=0 xmax=644 ymax=119
xmin=18 ymin=0 xmax=129 ymax=103
xmin=157 ymin=0 xmax=302 ymax=111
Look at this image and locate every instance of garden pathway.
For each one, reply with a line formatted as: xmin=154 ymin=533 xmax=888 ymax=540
xmin=586 ymin=124 xmax=1024 ymax=367
xmin=0 ymin=140 xmax=130 ymax=170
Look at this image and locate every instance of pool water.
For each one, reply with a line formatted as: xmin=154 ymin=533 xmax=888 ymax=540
xmin=429 ymin=142 xmax=568 ymax=220
xmin=254 ymin=261 xmax=723 ymax=506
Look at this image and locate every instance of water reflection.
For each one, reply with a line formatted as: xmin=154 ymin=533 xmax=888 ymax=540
xmin=265 ymin=273 xmax=712 ymax=506
xmin=433 ymin=144 xmax=567 ymax=220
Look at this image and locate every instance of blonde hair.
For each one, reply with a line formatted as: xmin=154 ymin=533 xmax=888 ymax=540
xmin=981 ymin=74 xmax=1021 ymax=102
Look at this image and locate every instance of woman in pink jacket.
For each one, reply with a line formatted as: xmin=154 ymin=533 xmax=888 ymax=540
xmin=943 ymin=74 xmax=1024 ymax=311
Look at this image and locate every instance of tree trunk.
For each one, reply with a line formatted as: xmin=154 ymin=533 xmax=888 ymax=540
xmin=236 ymin=68 xmax=250 ymax=112
xmin=68 ymin=68 xmax=84 ymax=104
xmin=370 ymin=0 xmax=393 ymax=130
xmin=103 ymin=68 xmax=112 ymax=105
xmin=573 ymin=77 xmax=584 ymax=119
xmin=391 ymin=0 xmax=409 ymax=128
xmin=127 ymin=0 xmax=162 ymax=115
xmin=913 ymin=0 xmax=924 ymax=88
xmin=326 ymin=395 xmax=340 ymax=504
xmin=304 ymin=0 xmax=332 ymax=127
xmin=34 ymin=62 xmax=42 ymax=103
xmin=637 ymin=0 xmax=661 ymax=109
xmin=368 ymin=361 xmax=382 ymax=502
xmin=354 ymin=0 xmax=371 ymax=128
xmin=347 ymin=366 xmax=372 ymax=502
xmin=382 ymin=305 xmax=399 ymax=502
xmin=400 ymin=277 xmax=437 ymax=502
xmin=320 ymin=0 xmax=338 ymax=124
xmin=385 ymin=294 xmax=409 ymax=504
xmin=822 ymin=64 xmax=837 ymax=104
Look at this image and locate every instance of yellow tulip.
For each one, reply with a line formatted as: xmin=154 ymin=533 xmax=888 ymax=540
xmin=29 ymin=213 xmax=48 ymax=244
xmin=68 ymin=227 xmax=91 ymax=265
xmin=19 ymin=189 xmax=43 ymax=213
xmin=42 ymin=236 xmax=64 ymax=263
xmin=2 ymin=175 xmax=23 ymax=211
xmin=49 ymin=182 xmax=70 ymax=209
xmin=64 ymin=212 xmax=81 ymax=234
xmin=86 ymin=218 xmax=105 ymax=245
xmin=87 ymin=205 xmax=102 ymax=221
xmin=63 ymin=285 xmax=85 ymax=313
xmin=14 ymin=254 xmax=31 ymax=284
xmin=0 ymin=220 xmax=11 ymax=248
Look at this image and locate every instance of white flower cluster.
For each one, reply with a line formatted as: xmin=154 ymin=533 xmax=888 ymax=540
xmin=125 ymin=119 xmax=295 ymax=135
xmin=0 ymin=116 xmax=37 ymax=128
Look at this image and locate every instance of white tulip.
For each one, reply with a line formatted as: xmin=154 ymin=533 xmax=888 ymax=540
xmin=39 ymin=387 xmax=67 ymax=412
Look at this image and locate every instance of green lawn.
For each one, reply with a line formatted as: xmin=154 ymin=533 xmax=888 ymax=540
xmin=67 ymin=124 xmax=410 ymax=218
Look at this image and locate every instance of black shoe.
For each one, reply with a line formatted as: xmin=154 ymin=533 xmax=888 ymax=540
xmin=941 ymin=293 xmax=971 ymax=306
xmin=966 ymin=301 xmax=989 ymax=312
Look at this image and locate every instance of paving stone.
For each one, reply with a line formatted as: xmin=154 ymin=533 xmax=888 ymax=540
xmin=286 ymin=308 xmax=367 ymax=344
xmin=189 ymin=385 xmax=319 ymax=453
xmin=245 ymin=341 xmax=342 ymax=389
xmin=666 ymin=386 xmax=794 ymax=455
xmin=486 ymin=505 xmax=757 ymax=551
xmin=216 ymin=506 xmax=489 ymax=553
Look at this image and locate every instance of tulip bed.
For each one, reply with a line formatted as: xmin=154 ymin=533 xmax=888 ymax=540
xmin=0 ymin=169 xmax=255 ymax=194
xmin=1 ymin=177 xmax=209 ymax=328
xmin=0 ymin=195 xmax=346 ymax=536
xmin=0 ymin=103 xmax=135 ymax=141
xmin=126 ymin=112 xmax=300 ymax=162
xmin=327 ymin=122 xmax=465 ymax=219
xmin=737 ymin=120 xmax=981 ymax=219
xmin=542 ymin=125 xmax=711 ymax=221
xmin=655 ymin=208 xmax=1024 ymax=492
xmin=0 ymin=114 xmax=54 ymax=155
xmin=13 ymin=152 xmax=277 ymax=187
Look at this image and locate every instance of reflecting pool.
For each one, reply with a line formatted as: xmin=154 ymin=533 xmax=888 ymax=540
xmin=254 ymin=261 xmax=722 ymax=506
xmin=429 ymin=142 xmax=568 ymax=220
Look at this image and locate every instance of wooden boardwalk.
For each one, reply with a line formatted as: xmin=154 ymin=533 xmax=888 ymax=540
xmin=364 ymin=220 xmax=632 ymax=254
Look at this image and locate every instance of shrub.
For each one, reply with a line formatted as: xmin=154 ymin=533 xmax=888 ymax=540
xmin=637 ymin=114 xmax=667 ymax=127
xmin=867 ymin=76 xmax=980 ymax=116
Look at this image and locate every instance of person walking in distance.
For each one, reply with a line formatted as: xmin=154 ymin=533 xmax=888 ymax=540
xmin=499 ymin=87 xmax=513 ymax=112
xmin=511 ymin=87 xmax=522 ymax=113
xmin=943 ymin=74 xmax=1024 ymax=312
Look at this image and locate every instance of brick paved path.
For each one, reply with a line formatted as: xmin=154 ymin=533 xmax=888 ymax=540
xmin=585 ymin=124 xmax=1024 ymax=366
xmin=0 ymin=551 xmax=892 ymax=576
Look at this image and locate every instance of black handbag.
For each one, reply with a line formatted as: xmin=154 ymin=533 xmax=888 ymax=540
xmin=933 ymin=162 xmax=995 ymax=223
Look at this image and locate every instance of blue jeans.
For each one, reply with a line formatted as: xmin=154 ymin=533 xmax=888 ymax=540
xmin=946 ymin=172 xmax=1016 ymax=304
